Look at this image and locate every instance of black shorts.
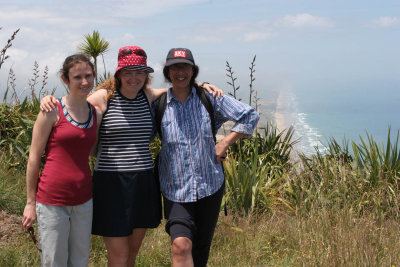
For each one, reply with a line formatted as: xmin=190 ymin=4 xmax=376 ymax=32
xmin=92 ymin=169 xmax=161 ymax=237
xmin=163 ymin=183 xmax=224 ymax=242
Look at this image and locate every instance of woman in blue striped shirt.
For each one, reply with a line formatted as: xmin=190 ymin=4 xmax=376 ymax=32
xmin=158 ymin=48 xmax=260 ymax=267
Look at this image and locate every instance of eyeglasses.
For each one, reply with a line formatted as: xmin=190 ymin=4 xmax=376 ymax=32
xmin=27 ymin=226 xmax=42 ymax=252
xmin=119 ymin=49 xmax=147 ymax=57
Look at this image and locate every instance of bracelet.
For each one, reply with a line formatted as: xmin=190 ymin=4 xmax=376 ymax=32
xmin=201 ymin=82 xmax=210 ymax=87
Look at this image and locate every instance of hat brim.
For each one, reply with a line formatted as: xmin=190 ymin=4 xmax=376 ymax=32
xmin=115 ymin=65 xmax=154 ymax=74
xmin=165 ymin=58 xmax=194 ymax=67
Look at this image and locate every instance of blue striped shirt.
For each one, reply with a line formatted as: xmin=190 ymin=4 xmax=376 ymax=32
xmin=158 ymin=87 xmax=260 ymax=202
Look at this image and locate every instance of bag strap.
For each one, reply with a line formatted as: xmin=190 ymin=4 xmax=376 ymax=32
xmin=155 ymin=86 xmax=216 ymax=143
xmin=155 ymin=91 xmax=168 ymax=140
xmin=194 ymin=84 xmax=217 ymax=143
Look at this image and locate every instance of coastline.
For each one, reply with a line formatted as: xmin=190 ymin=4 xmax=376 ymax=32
xmin=272 ymin=89 xmax=305 ymax=158
xmin=273 ymin=89 xmax=290 ymax=132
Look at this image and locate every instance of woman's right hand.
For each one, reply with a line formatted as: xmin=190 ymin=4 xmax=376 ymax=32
xmin=22 ymin=203 xmax=36 ymax=229
xmin=40 ymin=95 xmax=57 ymax=112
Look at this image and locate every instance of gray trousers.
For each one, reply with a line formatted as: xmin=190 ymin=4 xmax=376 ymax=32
xmin=36 ymin=199 xmax=93 ymax=267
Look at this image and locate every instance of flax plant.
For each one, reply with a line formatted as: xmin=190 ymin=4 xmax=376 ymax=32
xmin=0 ymin=62 xmax=52 ymax=168
xmin=352 ymin=128 xmax=400 ymax=185
xmin=225 ymin=61 xmax=241 ymax=101
xmin=223 ymin=124 xmax=297 ymax=215
xmin=0 ymin=27 xmax=20 ymax=70
xmin=289 ymin=131 xmax=400 ymax=219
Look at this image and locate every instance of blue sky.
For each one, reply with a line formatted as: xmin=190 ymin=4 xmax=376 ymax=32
xmin=1 ymin=0 xmax=399 ymax=103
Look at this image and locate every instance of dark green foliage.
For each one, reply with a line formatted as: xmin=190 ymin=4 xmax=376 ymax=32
xmin=1 ymin=60 xmax=54 ymax=168
xmin=288 ymin=131 xmax=400 ymax=219
xmin=224 ymin=124 xmax=298 ymax=215
xmin=0 ymin=100 xmax=37 ymax=167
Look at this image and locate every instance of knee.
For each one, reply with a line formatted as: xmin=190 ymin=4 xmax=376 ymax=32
xmin=172 ymin=237 xmax=192 ymax=258
xmin=107 ymin=248 xmax=130 ymax=264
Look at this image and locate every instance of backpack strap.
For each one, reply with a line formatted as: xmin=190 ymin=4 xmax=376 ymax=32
xmin=194 ymin=84 xmax=217 ymax=143
xmin=154 ymin=86 xmax=216 ymax=143
xmin=154 ymin=91 xmax=168 ymax=140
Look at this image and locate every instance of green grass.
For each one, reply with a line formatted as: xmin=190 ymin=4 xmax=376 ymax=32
xmin=4 ymin=211 xmax=400 ymax=266
xmin=0 ymin=155 xmax=26 ymax=214
xmin=3 ymin=123 xmax=400 ymax=266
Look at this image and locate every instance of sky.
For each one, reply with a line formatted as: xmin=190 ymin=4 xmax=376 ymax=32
xmin=1 ymin=0 xmax=399 ymax=108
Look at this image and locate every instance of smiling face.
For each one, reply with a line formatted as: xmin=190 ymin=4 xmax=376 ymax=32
xmin=62 ymin=61 xmax=95 ymax=97
xmin=168 ymin=63 xmax=193 ymax=90
xmin=117 ymin=69 xmax=148 ymax=98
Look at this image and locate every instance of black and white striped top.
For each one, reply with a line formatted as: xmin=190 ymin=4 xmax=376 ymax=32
xmin=94 ymin=89 xmax=154 ymax=172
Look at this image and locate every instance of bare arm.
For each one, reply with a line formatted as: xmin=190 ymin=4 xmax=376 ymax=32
xmin=40 ymin=95 xmax=57 ymax=112
xmin=144 ymin=87 xmax=167 ymax=104
xmin=22 ymin=110 xmax=58 ymax=229
xmin=40 ymin=89 xmax=108 ymax=113
xmin=90 ymin=107 xmax=103 ymax=157
xmin=215 ymin=132 xmax=246 ymax=164
xmin=86 ymin=89 xmax=108 ymax=114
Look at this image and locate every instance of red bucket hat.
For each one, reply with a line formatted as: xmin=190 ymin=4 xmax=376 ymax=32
xmin=115 ymin=46 xmax=154 ymax=74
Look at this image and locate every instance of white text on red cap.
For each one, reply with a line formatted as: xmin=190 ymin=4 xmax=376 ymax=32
xmin=174 ymin=51 xmax=186 ymax=58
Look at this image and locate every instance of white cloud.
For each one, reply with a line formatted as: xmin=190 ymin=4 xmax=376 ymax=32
xmin=370 ymin=16 xmax=400 ymax=28
xmin=5 ymin=48 xmax=29 ymax=62
xmin=178 ymin=14 xmax=333 ymax=44
xmin=243 ymin=31 xmax=273 ymax=42
xmin=153 ymin=62 xmax=165 ymax=73
xmin=276 ymin=13 xmax=334 ymax=28
xmin=1 ymin=0 xmax=206 ymax=31
xmin=1 ymin=6 xmax=117 ymax=29
xmin=179 ymin=21 xmax=274 ymax=44
xmin=110 ymin=0 xmax=206 ymax=18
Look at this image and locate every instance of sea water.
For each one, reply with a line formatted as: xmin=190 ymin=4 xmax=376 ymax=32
xmin=274 ymin=84 xmax=400 ymax=156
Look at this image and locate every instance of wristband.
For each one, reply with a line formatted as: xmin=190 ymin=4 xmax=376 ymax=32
xmin=201 ymin=82 xmax=210 ymax=87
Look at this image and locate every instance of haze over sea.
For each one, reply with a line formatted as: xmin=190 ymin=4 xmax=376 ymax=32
xmin=272 ymin=81 xmax=400 ymax=155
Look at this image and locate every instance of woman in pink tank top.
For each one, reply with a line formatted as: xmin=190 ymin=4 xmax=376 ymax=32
xmin=22 ymin=54 xmax=102 ymax=267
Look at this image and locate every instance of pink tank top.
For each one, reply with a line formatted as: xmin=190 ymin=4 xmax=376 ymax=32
xmin=36 ymin=101 xmax=97 ymax=206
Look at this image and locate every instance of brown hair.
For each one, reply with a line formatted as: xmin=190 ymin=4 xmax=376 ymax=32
xmin=60 ymin=54 xmax=95 ymax=81
xmin=95 ymin=73 xmax=152 ymax=101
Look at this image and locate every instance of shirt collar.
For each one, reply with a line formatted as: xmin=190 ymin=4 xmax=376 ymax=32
xmin=167 ymin=86 xmax=196 ymax=104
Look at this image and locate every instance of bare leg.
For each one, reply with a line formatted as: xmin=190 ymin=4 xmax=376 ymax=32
xmin=103 ymin=228 xmax=147 ymax=267
xmin=127 ymin=228 xmax=146 ymax=266
xmin=172 ymin=237 xmax=194 ymax=267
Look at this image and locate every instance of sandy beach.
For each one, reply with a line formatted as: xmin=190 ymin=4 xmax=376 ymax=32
xmin=273 ymin=89 xmax=290 ymax=132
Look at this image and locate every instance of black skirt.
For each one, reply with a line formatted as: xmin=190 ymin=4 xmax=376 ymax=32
xmin=92 ymin=169 xmax=161 ymax=237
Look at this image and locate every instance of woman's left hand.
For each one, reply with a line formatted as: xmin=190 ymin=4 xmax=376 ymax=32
xmin=201 ymin=83 xmax=223 ymax=98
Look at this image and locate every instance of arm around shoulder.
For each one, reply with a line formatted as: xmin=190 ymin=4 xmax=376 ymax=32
xmin=145 ymin=87 xmax=168 ymax=104
xmin=87 ymin=89 xmax=108 ymax=114
xmin=90 ymin=107 xmax=103 ymax=157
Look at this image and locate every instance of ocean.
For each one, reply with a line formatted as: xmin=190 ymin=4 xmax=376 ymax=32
xmin=273 ymin=84 xmax=400 ymax=156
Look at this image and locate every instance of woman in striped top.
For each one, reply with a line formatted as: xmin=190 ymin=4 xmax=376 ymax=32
xmin=40 ymin=46 xmax=221 ymax=266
